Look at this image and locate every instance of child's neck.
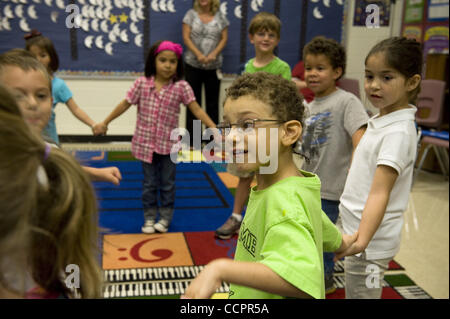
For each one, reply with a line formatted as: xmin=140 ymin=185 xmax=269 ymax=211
xmin=154 ymin=75 xmax=171 ymax=91
xmin=379 ymin=102 xmax=412 ymax=117
xmin=255 ymin=152 xmax=302 ymax=190
xmin=253 ymin=52 xmax=276 ymax=68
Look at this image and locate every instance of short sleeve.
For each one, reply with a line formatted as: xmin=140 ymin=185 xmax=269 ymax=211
xmin=259 ymin=219 xmax=322 ymax=299
xmin=343 ymin=95 xmax=369 ymax=137
xmin=126 ymin=77 xmax=143 ymax=105
xmin=182 ymin=9 xmax=195 ymax=26
xmin=281 ymin=63 xmax=292 ymax=80
xmin=179 ymin=80 xmax=196 ymax=106
xmin=217 ymin=11 xmax=230 ymax=29
xmin=54 ymin=79 xmax=72 ymax=103
xmin=321 ymin=210 xmax=342 ymax=252
xmin=377 ymin=132 xmax=412 ymax=175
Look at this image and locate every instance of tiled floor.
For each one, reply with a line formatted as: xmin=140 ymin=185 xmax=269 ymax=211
xmin=395 ymin=170 xmax=449 ymax=299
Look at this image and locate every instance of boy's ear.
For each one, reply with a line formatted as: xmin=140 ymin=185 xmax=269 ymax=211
xmin=281 ymin=120 xmax=302 ymax=147
xmin=248 ymin=33 xmax=254 ymax=44
xmin=407 ymin=74 xmax=421 ymax=92
xmin=333 ymin=67 xmax=343 ymax=81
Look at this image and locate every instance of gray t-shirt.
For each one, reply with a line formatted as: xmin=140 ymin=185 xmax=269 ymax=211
xmin=182 ymin=9 xmax=229 ymax=70
xmin=300 ymin=88 xmax=369 ymax=201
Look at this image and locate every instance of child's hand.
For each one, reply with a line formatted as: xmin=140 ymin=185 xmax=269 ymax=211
xmin=95 ymin=167 xmax=122 ymax=185
xmin=334 ymin=231 xmax=360 ymax=262
xmin=92 ymin=122 xmax=108 ymax=135
xmin=182 ymin=259 xmax=224 ymax=299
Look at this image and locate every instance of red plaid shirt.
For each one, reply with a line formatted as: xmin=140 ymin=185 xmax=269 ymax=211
xmin=126 ymin=76 xmax=196 ymax=163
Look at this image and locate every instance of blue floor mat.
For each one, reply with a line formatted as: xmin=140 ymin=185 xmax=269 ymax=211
xmin=81 ymin=157 xmax=234 ymax=234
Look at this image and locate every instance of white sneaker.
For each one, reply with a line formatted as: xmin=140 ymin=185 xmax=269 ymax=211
xmin=154 ymin=219 xmax=169 ymax=233
xmin=141 ymin=220 xmax=155 ymax=234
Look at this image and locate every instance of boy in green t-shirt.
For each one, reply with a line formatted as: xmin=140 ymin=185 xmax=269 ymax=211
xmin=244 ymin=12 xmax=291 ymax=80
xmin=215 ymin=11 xmax=291 ymax=240
xmin=183 ymin=72 xmax=357 ymax=299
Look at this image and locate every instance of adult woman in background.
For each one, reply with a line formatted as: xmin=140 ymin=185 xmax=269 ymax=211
xmin=182 ymin=0 xmax=229 ymax=146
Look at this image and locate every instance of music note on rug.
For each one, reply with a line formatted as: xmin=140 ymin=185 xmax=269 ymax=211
xmin=117 ymin=237 xmax=173 ymax=263
xmin=103 ymin=233 xmax=194 ymax=270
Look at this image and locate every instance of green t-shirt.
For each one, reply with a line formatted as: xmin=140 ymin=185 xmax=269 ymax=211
xmin=244 ymin=57 xmax=292 ymax=80
xmin=228 ymin=170 xmax=342 ymax=299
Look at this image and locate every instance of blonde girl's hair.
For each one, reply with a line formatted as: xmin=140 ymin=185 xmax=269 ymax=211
xmin=0 ymin=87 xmax=102 ymax=298
xmin=194 ymin=0 xmax=221 ymax=15
xmin=0 ymin=85 xmax=31 ymax=296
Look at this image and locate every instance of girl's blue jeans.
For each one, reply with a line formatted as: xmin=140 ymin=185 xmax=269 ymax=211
xmin=141 ymin=153 xmax=176 ymax=223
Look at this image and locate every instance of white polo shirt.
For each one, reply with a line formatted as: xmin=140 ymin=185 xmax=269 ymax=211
xmin=339 ymin=106 xmax=418 ymax=260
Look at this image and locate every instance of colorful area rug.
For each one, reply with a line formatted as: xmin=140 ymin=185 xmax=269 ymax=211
xmin=71 ymin=150 xmax=432 ymax=299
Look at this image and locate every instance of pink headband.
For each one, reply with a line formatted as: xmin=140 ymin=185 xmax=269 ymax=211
xmin=155 ymin=41 xmax=183 ymax=59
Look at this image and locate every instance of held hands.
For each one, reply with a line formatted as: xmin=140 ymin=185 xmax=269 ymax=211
xmin=92 ymin=122 xmax=108 ymax=136
xmin=181 ymin=259 xmax=225 ymax=299
xmin=334 ymin=231 xmax=362 ymax=262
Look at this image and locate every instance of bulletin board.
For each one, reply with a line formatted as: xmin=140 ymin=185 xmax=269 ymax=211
xmin=0 ymin=0 xmax=345 ymax=76
xmin=401 ymin=0 xmax=449 ymax=56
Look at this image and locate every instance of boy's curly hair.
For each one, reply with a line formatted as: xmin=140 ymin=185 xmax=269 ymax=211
xmin=225 ymin=72 xmax=304 ymax=134
xmin=303 ymin=36 xmax=346 ymax=80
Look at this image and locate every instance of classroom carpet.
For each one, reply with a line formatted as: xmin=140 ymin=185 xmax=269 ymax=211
xmin=72 ymin=149 xmax=432 ymax=299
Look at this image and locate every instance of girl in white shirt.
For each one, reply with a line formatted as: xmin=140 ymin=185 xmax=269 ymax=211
xmin=336 ymin=37 xmax=423 ymax=299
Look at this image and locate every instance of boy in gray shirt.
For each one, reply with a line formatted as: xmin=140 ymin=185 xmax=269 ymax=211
xmin=299 ymin=37 xmax=369 ymax=294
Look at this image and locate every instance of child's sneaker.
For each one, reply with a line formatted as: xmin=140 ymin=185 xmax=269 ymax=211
xmin=154 ymin=219 xmax=169 ymax=233
xmin=141 ymin=220 xmax=156 ymax=234
xmin=325 ymin=276 xmax=336 ymax=295
xmin=215 ymin=215 xmax=241 ymax=239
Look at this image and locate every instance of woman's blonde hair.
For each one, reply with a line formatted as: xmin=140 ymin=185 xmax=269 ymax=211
xmin=194 ymin=0 xmax=221 ymax=15
xmin=0 ymin=86 xmax=102 ymax=298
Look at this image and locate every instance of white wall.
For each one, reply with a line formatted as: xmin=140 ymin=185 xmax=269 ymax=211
xmin=343 ymin=0 xmax=404 ymax=114
xmin=56 ymin=76 xmax=236 ymax=136
xmin=56 ymin=1 xmax=404 ymax=136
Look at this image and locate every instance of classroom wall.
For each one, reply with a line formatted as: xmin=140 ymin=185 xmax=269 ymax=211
xmin=56 ymin=1 xmax=405 ymax=137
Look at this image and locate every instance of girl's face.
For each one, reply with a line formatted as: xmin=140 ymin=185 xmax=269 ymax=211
xmin=364 ymin=52 xmax=415 ymax=116
xmin=0 ymin=66 xmax=52 ymax=134
xmin=28 ymin=45 xmax=51 ymax=71
xmin=304 ymin=53 xmax=341 ymax=98
xmin=222 ymin=95 xmax=281 ymax=175
xmin=155 ymin=50 xmax=178 ymax=82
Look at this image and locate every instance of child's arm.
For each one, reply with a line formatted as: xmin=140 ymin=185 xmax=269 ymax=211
xmin=187 ymin=101 xmax=216 ymax=129
xmin=334 ymin=165 xmax=398 ymax=260
xmin=182 ymin=258 xmax=311 ymax=299
xmin=292 ymin=77 xmax=308 ymax=90
xmin=352 ymin=126 xmax=366 ymax=151
xmin=65 ymin=98 xmax=96 ymax=132
xmin=82 ymin=166 xmax=122 ymax=185
xmin=93 ymin=99 xmax=132 ymax=134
